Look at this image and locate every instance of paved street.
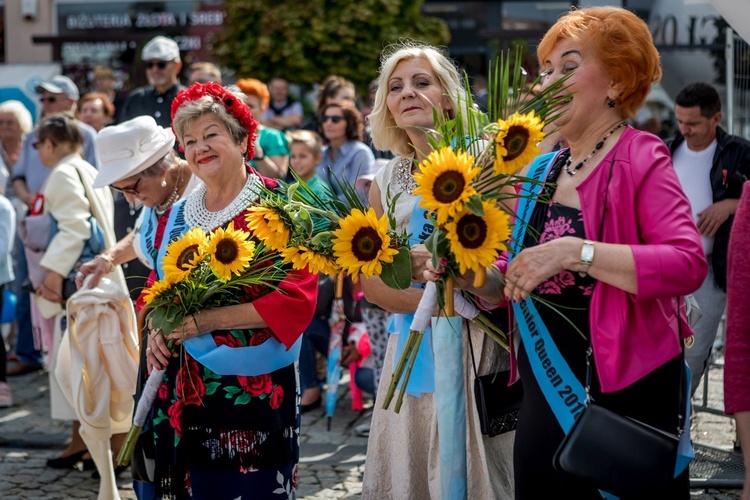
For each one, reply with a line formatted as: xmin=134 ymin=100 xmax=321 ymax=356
xmin=0 ymin=357 xmax=744 ymax=499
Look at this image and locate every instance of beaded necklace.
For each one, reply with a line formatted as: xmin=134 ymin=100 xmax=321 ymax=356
xmin=394 ymin=154 xmax=418 ymax=194
xmin=564 ymin=122 xmax=627 ymax=176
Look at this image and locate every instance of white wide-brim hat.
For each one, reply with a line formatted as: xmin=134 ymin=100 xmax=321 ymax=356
xmin=93 ymin=116 xmax=176 ymax=188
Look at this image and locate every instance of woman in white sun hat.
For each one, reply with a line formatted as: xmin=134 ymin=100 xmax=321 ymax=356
xmin=74 ymin=115 xmax=199 ymax=497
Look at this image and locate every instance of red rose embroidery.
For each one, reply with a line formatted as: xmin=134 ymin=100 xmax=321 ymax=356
xmin=177 ymin=358 xmax=205 ymax=405
xmin=237 ymin=374 xmax=272 ymax=396
xmin=269 ymin=385 xmax=284 ymax=409
xmin=214 ymin=332 xmax=244 ymax=348
xmin=248 ymin=330 xmax=272 ymax=346
xmin=168 ymin=400 xmax=183 ymax=437
xmin=157 ymin=383 xmax=169 ymax=400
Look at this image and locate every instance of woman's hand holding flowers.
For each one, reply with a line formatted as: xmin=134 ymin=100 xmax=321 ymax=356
xmin=146 ymin=327 xmax=175 ymax=373
xmin=165 ymin=310 xmax=210 ymax=344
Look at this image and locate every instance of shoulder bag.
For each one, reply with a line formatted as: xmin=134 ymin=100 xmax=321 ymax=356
xmin=467 ymin=319 xmax=523 ymax=437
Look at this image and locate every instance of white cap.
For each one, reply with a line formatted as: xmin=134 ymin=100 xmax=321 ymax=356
xmin=141 ymin=36 xmax=180 ymax=62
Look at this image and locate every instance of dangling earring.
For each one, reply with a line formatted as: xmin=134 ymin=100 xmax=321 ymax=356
xmin=161 ymin=178 xmax=167 ymax=188
xmin=607 ymin=99 xmax=616 ymax=108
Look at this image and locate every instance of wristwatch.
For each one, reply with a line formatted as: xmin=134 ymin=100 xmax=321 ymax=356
xmin=579 ymin=240 xmax=595 ymax=277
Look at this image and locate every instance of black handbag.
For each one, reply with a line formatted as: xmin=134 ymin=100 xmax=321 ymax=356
xmin=552 ymin=337 xmax=686 ymax=496
xmin=467 ymin=320 xmax=523 ymax=437
xmin=553 ymin=402 xmax=679 ymax=497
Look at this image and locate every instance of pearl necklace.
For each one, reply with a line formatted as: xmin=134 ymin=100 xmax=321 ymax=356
xmin=184 ymin=173 xmax=262 ymax=231
xmin=156 ymin=164 xmax=184 ymax=213
xmin=394 ymin=154 xmax=418 ymax=194
xmin=564 ymin=122 xmax=627 ymax=176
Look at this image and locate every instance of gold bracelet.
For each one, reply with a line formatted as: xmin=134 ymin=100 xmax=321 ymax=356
xmin=96 ymin=253 xmax=116 ymax=273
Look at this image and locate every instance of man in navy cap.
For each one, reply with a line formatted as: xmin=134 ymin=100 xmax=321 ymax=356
xmin=119 ymin=36 xmax=185 ymax=128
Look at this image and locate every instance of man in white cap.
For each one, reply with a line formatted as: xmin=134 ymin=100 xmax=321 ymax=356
xmin=119 ymin=36 xmax=185 ymax=128
xmin=7 ymin=74 xmax=99 ymax=377
xmin=116 ymin=36 xmax=185 ymax=302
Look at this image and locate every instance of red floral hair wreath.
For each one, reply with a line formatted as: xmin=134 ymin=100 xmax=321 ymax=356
xmin=170 ymin=82 xmax=258 ymax=157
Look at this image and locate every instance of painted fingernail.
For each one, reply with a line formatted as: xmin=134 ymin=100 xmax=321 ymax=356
xmin=439 ymin=258 xmax=448 ymax=266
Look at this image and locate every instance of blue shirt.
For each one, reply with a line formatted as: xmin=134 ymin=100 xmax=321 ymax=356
xmin=316 ymin=140 xmax=375 ymax=206
xmin=12 ymin=120 xmax=99 ymax=194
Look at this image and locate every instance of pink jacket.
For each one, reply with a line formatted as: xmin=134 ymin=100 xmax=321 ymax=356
xmin=575 ymin=127 xmax=706 ymax=392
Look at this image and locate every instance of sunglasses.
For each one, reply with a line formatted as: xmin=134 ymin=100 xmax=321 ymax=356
xmin=113 ymin=177 xmax=143 ymax=196
xmin=321 ymin=115 xmax=344 ymax=124
xmin=39 ymin=96 xmax=59 ymax=103
xmin=146 ymin=61 xmax=170 ymax=70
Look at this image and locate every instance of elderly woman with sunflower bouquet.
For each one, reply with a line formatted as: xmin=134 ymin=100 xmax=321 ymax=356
xmin=360 ymin=42 xmax=514 ymax=499
xmin=144 ymin=82 xmax=317 ymax=498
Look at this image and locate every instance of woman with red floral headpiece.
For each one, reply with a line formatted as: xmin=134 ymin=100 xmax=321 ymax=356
xmin=144 ymin=83 xmax=317 ymax=498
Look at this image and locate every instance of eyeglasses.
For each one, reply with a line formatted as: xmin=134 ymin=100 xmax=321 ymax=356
xmin=113 ymin=177 xmax=143 ymax=196
xmin=39 ymin=96 xmax=58 ymax=103
xmin=146 ymin=61 xmax=169 ymax=70
xmin=321 ymin=115 xmax=344 ymax=124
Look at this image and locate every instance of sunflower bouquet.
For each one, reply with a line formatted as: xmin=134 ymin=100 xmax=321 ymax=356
xmin=245 ymin=173 xmax=413 ymax=289
xmin=382 ymin=47 xmax=571 ymax=412
xmin=117 ymin=222 xmax=288 ymax=466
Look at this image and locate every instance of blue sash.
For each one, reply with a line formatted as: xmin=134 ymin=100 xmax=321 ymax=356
xmin=136 ymin=206 xmax=160 ymax=271
xmin=389 ymin=198 xmax=435 ymax=396
xmin=509 ymin=153 xmax=587 ymax=433
xmin=150 ymin=200 xmax=300 ymax=376
xmin=510 ymin=153 xmax=692 ymax=496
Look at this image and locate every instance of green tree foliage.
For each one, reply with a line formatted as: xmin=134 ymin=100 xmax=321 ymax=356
xmin=215 ymin=0 xmax=450 ymax=90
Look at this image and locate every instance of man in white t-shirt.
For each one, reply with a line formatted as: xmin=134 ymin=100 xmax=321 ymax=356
xmin=668 ymin=82 xmax=750 ymax=394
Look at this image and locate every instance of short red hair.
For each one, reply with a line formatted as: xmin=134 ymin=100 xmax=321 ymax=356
xmin=537 ymin=6 xmax=661 ymax=118
xmin=235 ymin=78 xmax=270 ymax=109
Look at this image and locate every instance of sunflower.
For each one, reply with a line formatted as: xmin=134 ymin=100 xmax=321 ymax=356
xmin=142 ymin=279 xmax=172 ymax=305
xmin=281 ymin=245 xmax=340 ymax=276
xmin=162 ymin=227 xmax=208 ymax=283
xmin=245 ymin=206 xmax=292 ymax=251
xmin=494 ymin=111 xmax=545 ymax=174
xmin=203 ymin=222 xmax=257 ymax=280
xmin=332 ymin=208 xmax=399 ymax=280
xmin=413 ymin=147 xmax=480 ymax=225
xmin=445 ymin=201 xmax=511 ymax=275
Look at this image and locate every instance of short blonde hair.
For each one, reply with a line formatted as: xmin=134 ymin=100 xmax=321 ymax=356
xmin=369 ymin=41 xmax=466 ymax=156
xmin=537 ymin=6 xmax=661 ymax=119
xmin=289 ymin=130 xmax=323 ymax=157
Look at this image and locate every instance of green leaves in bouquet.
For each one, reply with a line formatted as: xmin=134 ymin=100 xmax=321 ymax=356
xmin=379 ymin=246 xmax=412 ymax=290
xmin=149 ymin=302 xmax=184 ymax=337
xmin=487 ymin=45 xmax=572 ymax=126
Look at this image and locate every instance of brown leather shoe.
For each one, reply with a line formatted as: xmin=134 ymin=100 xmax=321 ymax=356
xmin=6 ymin=360 xmax=43 ymax=377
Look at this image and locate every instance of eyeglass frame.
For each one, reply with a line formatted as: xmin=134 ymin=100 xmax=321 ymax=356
xmin=112 ymin=176 xmax=143 ymax=196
